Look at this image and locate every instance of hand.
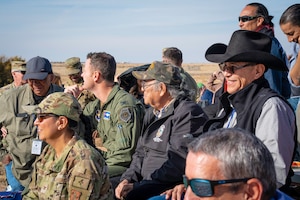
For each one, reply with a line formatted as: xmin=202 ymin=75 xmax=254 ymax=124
xmin=1 ymin=126 xmax=7 ymax=138
xmin=2 ymin=154 xmax=12 ymax=165
xmin=115 ymin=179 xmax=133 ymax=200
xmin=64 ymin=85 xmax=83 ymax=98
xmin=161 ymin=184 xmax=185 ymax=200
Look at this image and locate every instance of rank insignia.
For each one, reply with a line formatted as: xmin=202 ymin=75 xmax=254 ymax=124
xmin=120 ymin=107 xmax=131 ymax=122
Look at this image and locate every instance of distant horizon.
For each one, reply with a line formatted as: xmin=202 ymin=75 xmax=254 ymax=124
xmin=1 ymin=1 xmax=298 ymax=63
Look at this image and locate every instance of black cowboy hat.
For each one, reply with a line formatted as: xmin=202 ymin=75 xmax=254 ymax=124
xmin=205 ymin=30 xmax=288 ymax=71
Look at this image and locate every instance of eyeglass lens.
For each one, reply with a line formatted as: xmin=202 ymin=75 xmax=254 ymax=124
xmin=36 ymin=113 xmax=57 ymax=122
xmin=183 ymin=176 xmax=213 ymax=197
xmin=238 ymin=16 xmax=258 ymax=22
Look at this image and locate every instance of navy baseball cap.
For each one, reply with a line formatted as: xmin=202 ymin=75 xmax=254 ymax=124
xmin=23 ymin=56 xmax=53 ymax=80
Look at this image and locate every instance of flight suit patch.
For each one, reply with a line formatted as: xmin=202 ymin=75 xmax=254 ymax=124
xmin=119 ymin=108 xmax=131 ymax=122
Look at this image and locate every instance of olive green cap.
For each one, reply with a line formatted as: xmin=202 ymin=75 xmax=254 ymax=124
xmin=132 ymin=61 xmax=182 ymax=86
xmin=64 ymin=57 xmax=82 ymax=75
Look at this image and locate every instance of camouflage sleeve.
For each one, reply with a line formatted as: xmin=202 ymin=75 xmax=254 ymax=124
xmin=68 ymin=152 xmax=113 ymax=200
xmin=22 ymin=159 xmax=39 ymax=199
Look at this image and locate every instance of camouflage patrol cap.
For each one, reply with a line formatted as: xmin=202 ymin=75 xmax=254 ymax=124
xmin=65 ymin=57 xmax=82 ymax=75
xmin=23 ymin=92 xmax=82 ymax=122
xmin=132 ymin=61 xmax=182 ymax=86
xmin=11 ymin=61 xmax=26 ymax=72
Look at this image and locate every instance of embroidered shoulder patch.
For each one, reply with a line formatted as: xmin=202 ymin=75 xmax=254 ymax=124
xmin=119 ymin=107 xmax=132 ymax=122
xmin=72 ymin=176 xmax=90 ymax=189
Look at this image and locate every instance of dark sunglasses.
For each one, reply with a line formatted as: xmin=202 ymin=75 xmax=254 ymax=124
xmin=36 ymin=113 xmax=58 ymax=122
xmin=16 ymin=71 xmax=26 ymax=75
xmin=238 ymin=15 xmax=259 ymax=22
xmin=183 ymin=175 xmax=251 ymax=197
xmin=219 ymin=63 xmax=256 ymax=74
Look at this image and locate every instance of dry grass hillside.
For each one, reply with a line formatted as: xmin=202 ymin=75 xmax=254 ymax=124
xmin=52 ymin=62 xmax=220 ymax=86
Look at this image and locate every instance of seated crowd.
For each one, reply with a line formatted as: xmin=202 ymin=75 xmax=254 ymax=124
xmin=0 ymin=3 xmax=300 ymax=200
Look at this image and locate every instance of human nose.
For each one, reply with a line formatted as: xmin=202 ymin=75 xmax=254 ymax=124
xmin=34 ymin=117 xmax=40 ymax=126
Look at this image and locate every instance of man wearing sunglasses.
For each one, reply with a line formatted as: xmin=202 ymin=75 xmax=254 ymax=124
xmin=0 ymin=56 xmax=64 ymax=191
xmin=184 ymin=128 xmax=292 ymax=199
xmin=0 ymin=60 xmax=27 ymax=95
xmin=152 ymin=30 xmax=296 ymax=200
xmin=238 ymin=3 xmax=291 ymax=100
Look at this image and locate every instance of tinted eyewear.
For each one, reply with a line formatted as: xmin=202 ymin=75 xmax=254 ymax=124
xmin=238 ymin=16 xmax=260 ymax=22
xmin=36 ymin=113 xmax=58 ymax=122
xmin=219 ymin=63 xmax=256 ymax=73
xmin=183 ymin=175 xmax=251 ymax=197
xmin=16 ymin=71 xmax=26 ymax=75
xmin=141 ymin=81 xmax=159 ymax=90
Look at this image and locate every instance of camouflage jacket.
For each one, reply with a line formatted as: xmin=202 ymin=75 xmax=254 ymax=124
xmin=64 ymin=80 xmax=95 ymax=109
xmin=83 ymin=84 xmax=145 ymax=177
xmin=0 ymin=84 xmax=64 ymax=187
xmin=23 ymin=136 xmax=114 ymax=200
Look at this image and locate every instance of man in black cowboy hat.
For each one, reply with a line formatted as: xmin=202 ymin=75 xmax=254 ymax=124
xmin=203 ymin=30 xmax=296 ymax=193
xmin=151 ymin=30 xmax=296 ymax=200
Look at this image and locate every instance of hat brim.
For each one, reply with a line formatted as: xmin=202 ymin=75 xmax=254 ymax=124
xmin=205 ymin=43 xmax=288 ymax=71
xmin=132 ymin=71 xmax=154 ymax=80
xmin=23 ymin=72 xmax=49 ymax=80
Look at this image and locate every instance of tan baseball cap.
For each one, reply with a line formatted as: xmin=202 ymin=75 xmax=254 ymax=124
xmin=11 ymin=61 xmax=26 ymax=72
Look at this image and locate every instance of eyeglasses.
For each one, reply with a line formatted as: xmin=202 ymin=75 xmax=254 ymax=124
xmin=183 ymin=175 xmax=251 ymax=197
xmin=141 ymin=81 xmax=159 ymax=90
xmin=219 ymin=63 xmax=256 ymax=73
xmin=36 ymin=113 xmax=58 ymax=122
xmin=14 ymin=71 xmax=26 ymax=75
xmin=238 ymin=16 xmax=260 ymax=22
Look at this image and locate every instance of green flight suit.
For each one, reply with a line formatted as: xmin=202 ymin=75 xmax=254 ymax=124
xmin=83 ymin=84 xmax=144 ymax=177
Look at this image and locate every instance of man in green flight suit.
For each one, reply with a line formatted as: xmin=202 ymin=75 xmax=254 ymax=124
xmin=0 ymin=56 xmax=64 ymax=191
xmin=64 ymin=52 xmax=145 ymax=190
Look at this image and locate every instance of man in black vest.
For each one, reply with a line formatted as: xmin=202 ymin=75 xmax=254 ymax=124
xmin=203 ymin=30 xmax=296 ymax=194
xmin=152 ymin=30 xmax=297 ymax=200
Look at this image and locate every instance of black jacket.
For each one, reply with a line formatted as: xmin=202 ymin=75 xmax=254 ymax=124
xmin=120 ymin=95 xmax=208 ymax=185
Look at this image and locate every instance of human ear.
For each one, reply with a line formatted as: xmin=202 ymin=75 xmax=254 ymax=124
xmin=244 ymin=178 xmax=263 ymax=200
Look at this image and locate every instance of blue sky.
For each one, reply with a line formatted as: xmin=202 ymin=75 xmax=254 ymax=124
xmin=0 ymin=0 xmax=298 ymax=63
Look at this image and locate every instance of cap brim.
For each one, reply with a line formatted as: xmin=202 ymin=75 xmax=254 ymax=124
xmin=132 ymin=71 xmax=154 ymax=80
xmin=205 ymin=43 xmax=288 ymax=71
xmin=23 ymin=72 xmax=48 ymax=80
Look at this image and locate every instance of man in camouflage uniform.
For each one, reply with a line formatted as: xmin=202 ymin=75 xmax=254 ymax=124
xmin=22 ymin=92 xmax=113 ymax=199
xmin=65 ymin=52 xmax=145 ymax=190
xmin=0 ymin=60 xmax=27 ymax=95
xmin=0 ymin=56 xmax=64 ymax=190
xmin=162 ymin=47 xmax=199 ymax=102
xmin=63 ymin=57 xmax=95 ymax=109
